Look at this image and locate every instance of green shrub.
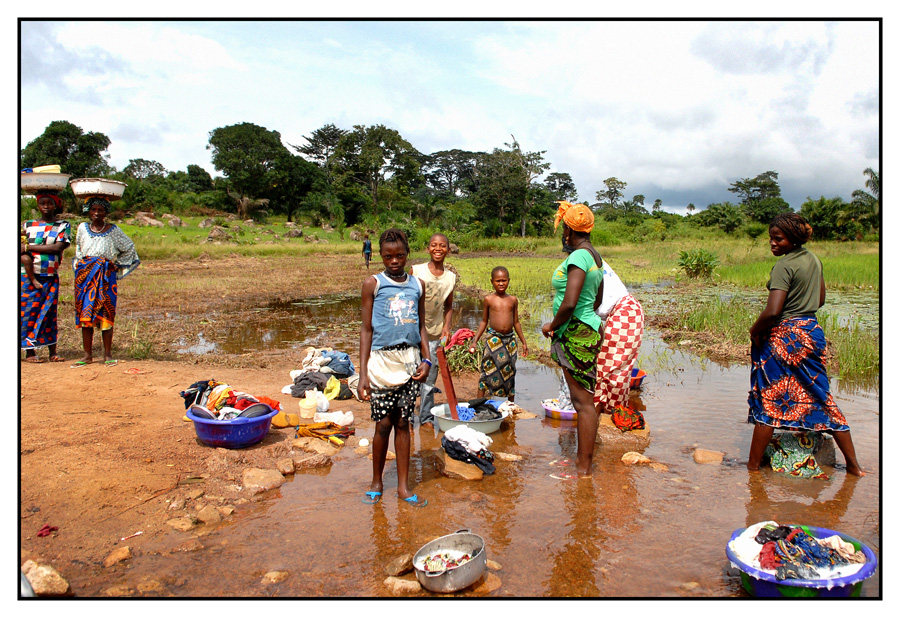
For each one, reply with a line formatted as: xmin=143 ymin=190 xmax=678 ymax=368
xmin=678 ymin=248 xmax=720 ymax=278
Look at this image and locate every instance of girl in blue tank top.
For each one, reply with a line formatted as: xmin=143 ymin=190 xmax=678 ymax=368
xmin=359 ymin=229 xmax=431 ymax=507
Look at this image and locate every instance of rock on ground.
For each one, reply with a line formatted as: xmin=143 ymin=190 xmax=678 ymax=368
xmin=21 ymin=560 xmax=72 ymax=596
xmin=596 ymin=415 xmax=650 ymax=449
xmin=493 ymin=452 xmax=522 ymax=462
xmin=367 ymin=450 xmax=396 ymax=461
xmin=217 ymin=505 xmax=235 ymax=518
xmin=472 ymin=572 xmax=502 ymax=596
xmin=276 ymin=458 xmax=295 ymax=475
xmin=165 ymin=517 xmax=195 ymax=532
xmin=104 ymin=584 xmax=134 ymax=597
xmin=486 ymin=559 xmax=502 ymax=571
xmin=384 ymin=576 xmax=422 ymax=596
xmin=241 ymin=468 xmax=286 ymax=495
xmin=292 ymin=453 xmax=333 ymax=470
xmin=196 ymin=504 xmax=222 ymax=524
xmin=292 ymin=436 xmax=340 ymax=456
xmin=429 ymin=449 xmax=483 ymax=481
xmin=621 ymin=452 xmax=651 ymax=465
xmin=103 ymin=546 xmax=133 ymax=567
xmin=262 ymin=571 xmax=290 ymax=584
xmin=384 ymin=553 xmax=414 ymax=577
xmin=692 ymin=448 xmax=724 ymax=465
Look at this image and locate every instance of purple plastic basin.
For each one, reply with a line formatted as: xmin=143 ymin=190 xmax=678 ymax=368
xmin=726 ymin=525 xmax=878 ymax=597
xmin=186 ymin=405 xmax=277 ymax=449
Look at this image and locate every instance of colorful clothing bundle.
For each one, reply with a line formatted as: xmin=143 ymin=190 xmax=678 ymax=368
xmin=764 ymin=431 xmax=829 ymax=479
xmin=748 ymin=316 xmax=849 ymax=432
xmin=611 ymin=405 xmax=645 ymax=432
xmin=732 ymin=521 xmax=864 ymax=582
xmin=445 ymin=328 xmax=475 ymax=350
xmin=478 ymin=328 xmax=519 ymax=397
xmin=441 ymin=426 xmax=495 ymax=475
xmin=295 ymin=421 xmax=355 ymax=444
xmin=179 ymin=379 xmax=281 ymax=421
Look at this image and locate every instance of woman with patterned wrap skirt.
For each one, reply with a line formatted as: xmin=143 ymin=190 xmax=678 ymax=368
xmin=72 ymin=196 xmax=140 ymax=366
xmin=746 ymin=213 xmax=864 ymax=476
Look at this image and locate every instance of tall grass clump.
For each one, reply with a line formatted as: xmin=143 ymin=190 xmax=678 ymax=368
xmin=818 ymin=312 xmax=880 ymax=381
xmin=678 ymin=248 xmax=720 ymax=279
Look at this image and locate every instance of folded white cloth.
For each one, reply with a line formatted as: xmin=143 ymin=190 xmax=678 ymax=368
xmin=443 ymin=424 xmax=492 ymax=454
xmin=314 ymin=411 xmax=354 ymax=426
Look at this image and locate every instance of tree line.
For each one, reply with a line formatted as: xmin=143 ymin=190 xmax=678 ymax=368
xmin=21 ymin=120 xmax=879 ymax=242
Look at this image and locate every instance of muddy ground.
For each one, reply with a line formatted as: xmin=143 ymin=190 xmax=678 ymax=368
xmin=17 ymin=253 xmax=793 ymax=597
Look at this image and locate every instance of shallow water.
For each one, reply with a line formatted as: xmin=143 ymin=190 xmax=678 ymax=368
xmin=156 ymin=288 xmax=880 ymax=597
xmin=124 ymin=329 xmax=881 ymax=597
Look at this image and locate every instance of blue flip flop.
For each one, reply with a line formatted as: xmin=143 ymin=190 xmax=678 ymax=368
xmin=402 ymin=494 xmax=427 ymax=507
xmin=362 ymin=491 xmax=382 ymax=504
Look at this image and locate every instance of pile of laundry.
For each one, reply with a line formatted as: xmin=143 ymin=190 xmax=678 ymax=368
xmin=444 ymin=328 xmax=475 ymax=350
xmin=729 ymin=521 xmax=867 ymax=581
xmin=179 ymin=379 xmax=281 ymax=421
xmin=416 ymin=549 xmax=475 ymax=573
xmin=441 ymin=425 xmax=495 ymax=474
xmin=281 ymin=347 xmax=359 ymax=401
xmin=296 ymin=421 xmax=355 ymax=446
xmin=454 ymin=398 xmax=502 ymax=422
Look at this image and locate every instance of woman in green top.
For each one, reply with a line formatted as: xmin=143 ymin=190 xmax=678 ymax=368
xmin=542 ymin=201 xmax=605 ymax=477
xmin=747 ymin=213 xmax=864 ymax=476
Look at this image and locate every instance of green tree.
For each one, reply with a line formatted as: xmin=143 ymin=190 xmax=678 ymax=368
xmin=207 ymin=122 xmax=289 ymax=212
xmin=687 ymin=202 xmax=696 ymax=215
xmin=695 ymin=202 xmax=744 ymax=233
xmin=800 ymin=196 xmax=847 ymax=240
xmin=331 ymin=124 xmax=422 ymax=212
xmin=167 ymin=165 xmax=215 ymax=193
xmin=21 ymin=120 xmax=112 ymax=178
xmin=652 ymin=198 xmax=661 ymax=213
xmin=727 ymin=170 xmax=789 ymax=222
xmin=842 ymin=167 xmax=880 ymax=234
xmin=472 ymin=148 xmax=526 ymax=235
xmin=421 ymin=149 xmax=480 ymax=198
xmin=596 ymin=177 xmax=627 ymax=209
xmin=268 ymin=152 xmax=325 ymax=222
xmin=290 ymin=123 xmax=346 ymax=185
xmin=123 ymin=158 xmax=166 ymax=180
xmin=544 ymin=171 xmax=578 ymax=202
xmin=506 ymin=136 xmax=551 ymax=237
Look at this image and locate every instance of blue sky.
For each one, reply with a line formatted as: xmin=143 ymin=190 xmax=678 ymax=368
xmin=16 ymin=17 xmax=882 ymax=214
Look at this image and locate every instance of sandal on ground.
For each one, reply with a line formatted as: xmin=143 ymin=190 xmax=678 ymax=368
xmin=48 ymin=356 xmax=65 ymax=363
xmin=104 ymin=359 xmax=118 ymax=367
xmin=70 ymin=360 xmax=91 ymax=368
xmin=361 ymin=491 xmax=382 ymax=504
xmin=24 ymin=356 xmax=45 ymax=364
xmin=402 ymin=494 xmax=427 ymax=507
xmin=549 ymin=472 xmax=578 ymax=481
xmin=549 ymin=459 xmax=573 ymax=467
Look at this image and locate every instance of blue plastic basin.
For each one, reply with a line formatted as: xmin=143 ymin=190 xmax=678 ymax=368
xmin=726 ymin=525 xmax=878 ymax=597
xmin=186 ymin=405 xmax=277 ymax=449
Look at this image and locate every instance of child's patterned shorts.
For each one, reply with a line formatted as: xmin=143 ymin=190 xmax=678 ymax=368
xmin=370 ymin=378 xmax=419 ymax=422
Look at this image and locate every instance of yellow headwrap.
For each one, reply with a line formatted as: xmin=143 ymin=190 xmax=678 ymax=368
xmin=554 ymin=201 xmax=594 ymax=233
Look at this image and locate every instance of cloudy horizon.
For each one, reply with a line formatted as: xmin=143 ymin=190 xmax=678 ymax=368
xmin=20 ymin=19 xmax=880 ymax=214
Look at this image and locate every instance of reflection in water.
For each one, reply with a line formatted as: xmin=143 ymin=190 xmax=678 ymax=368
xmin=745 ymin=471 xmax=860 ymax=530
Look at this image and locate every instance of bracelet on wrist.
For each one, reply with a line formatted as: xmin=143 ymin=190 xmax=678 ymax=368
xmin=422 ymin=358 xmax=432 ymax=367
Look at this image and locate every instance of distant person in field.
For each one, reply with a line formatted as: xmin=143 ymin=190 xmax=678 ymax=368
xmin=469 ymin=266 xmax=528 ymax=402
xmin=411 ymin=233 xmax=456 ymax=426
xmin=746 ymin=213 xmax=864 ymax=476
xmin=362 ymin=234 xmax=372 ymax=269
xmin=358 ymin=228 xmax=430 ymax=507
xmin=542 ymin=201 xmax=604 ymax=478
xmin=20 ymin=190 xmax=71 ymax=363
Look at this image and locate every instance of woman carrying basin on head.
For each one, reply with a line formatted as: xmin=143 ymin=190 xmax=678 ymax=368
xmin=72 ymin=196 xmax=140 ymax=367
xmin=746 ymin=213 xmax=864 ymax=476
xmin=541 ymin=201 xmax=605 ymax=478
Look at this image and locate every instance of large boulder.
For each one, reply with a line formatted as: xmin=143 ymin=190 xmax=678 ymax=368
xmin=241 ymin=468 xmax=286 ymax=495
xmin=198 ymin=218 xmax=216 ymax=228
xmin=349 ymin=230 xmax=363 ymax=241
xmin=206 ymin=226 xmax=234 ymax=242
xmin=21 ymin=560 xmax=72 ymax=596
xmin=429 ymin=449 xmax=484 ymax=481
xmin=284 ymin=229 xmax=303 ymax=239
xmin=596 ymin=414 xmax=650 ymax=450
xmin=167 ymin=216 xmax=185 ymax=228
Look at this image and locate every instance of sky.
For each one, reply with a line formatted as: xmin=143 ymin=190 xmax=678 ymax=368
xmin=17 ymin=17 xmax=881 ymax=214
